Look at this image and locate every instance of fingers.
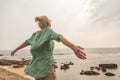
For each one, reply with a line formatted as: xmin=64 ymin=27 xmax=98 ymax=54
xmin=79 ymin=50 xmax=86 ymax=56
xmin=11 ymin=52 xmax=14 ymax=56
xmin=11 ymin=50 xmax=16 ymax=56
xmin=80 ymin=52 xmax=86 ymax=59
xmin=76 ymin=52 xmax=87 ymax=60
xmin=75 ymin=49 xmax=87 ymax=60
xmin=77 ymin=46 xmax=84 ymax=50
xmin=73 ymin=46 xmax=87 ymax=60
xmin=76 ymin=46 xmax=86 ymax=56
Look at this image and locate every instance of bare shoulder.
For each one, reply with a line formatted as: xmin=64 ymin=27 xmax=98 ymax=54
xmin=36 ymin=30 xmax=42 ymax=33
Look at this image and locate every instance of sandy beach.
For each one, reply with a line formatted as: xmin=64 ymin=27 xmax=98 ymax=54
xmin=0 ymin=66 xmax=30 ymax=80
xmin=0 ymin=59 xmax=34 ymax=80
xmin=0 ymin=65 xmax=34 ymax=80
xmin=6 ymin=65 xmax=26 ymax=76
xmin=7 ymin=65 xmax=35 ymax=80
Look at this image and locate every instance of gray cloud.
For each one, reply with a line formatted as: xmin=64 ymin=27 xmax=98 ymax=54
xmin=90 ymin=0 xmax=120 ymax=23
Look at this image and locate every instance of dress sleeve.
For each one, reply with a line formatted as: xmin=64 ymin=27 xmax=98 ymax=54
xmin=24 ymin=32 xmax=36 ymax=46
xmin=50 ymin=29 xmax=62 ymax=42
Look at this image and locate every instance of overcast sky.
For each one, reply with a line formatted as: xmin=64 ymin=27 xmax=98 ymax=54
xmin=0 ymin=0 xmax=120 ymax=50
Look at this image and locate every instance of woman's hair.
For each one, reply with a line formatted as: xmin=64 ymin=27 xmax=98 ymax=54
xmin=35 ymin=16 xmax=50 ymax=29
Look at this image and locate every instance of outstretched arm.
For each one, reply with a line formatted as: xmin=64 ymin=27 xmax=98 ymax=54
xmin=11 ymin=42 xmax=28 ymax=56
xmin=59 ymin=36 xmax=86 ymax=60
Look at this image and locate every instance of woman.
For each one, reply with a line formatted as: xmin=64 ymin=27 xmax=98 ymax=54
xmin=11 ymin=16 xmax=86 ymax=80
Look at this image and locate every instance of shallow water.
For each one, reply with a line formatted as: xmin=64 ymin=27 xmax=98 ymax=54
xmin=55 ymin=54 xmax=120 ymax=80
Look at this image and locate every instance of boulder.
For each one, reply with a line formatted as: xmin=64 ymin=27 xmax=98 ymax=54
xmin=60 ymin=63 xmax=69 ymax=70
xmin=104 ymin=72 xmax=115 ymax=76
xmin=99 ymin=64 xmax=118 ymax=69
xmin=80 ymin=70 xmax=100 ymax=75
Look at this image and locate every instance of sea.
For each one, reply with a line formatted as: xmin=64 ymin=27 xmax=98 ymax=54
xmin=0 ymin=48 xmax=120 ymax=80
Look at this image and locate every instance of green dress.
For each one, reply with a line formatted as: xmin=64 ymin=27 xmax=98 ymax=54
xmin=24 ymin=28 xmax=61 ymax=78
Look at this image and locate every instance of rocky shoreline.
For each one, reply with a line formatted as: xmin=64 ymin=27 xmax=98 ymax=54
xmin=80 ymin=64 xmax=117 ymax=76
xmin=0 ymin=59 xmax=119 ymax=79
xmin=56 ymin=61 xmax=118 ymax=77
xmin=0 ymin=59 xmax=30 ymax=68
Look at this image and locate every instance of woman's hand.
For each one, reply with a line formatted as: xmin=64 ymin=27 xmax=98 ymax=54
xmin=72 ymin=46 xmax=86 ymax=60
xmin=11 ymin=50 xmax=17 ymax=56
xmin=59 ymin=36 xmax=87 ymax=60
xmin=10 ymin=42 xmax=28 ymax=56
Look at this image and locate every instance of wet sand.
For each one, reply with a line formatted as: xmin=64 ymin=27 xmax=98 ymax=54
xmin=6 ymin=65 xmax=34 ymax=80
xmin=6 ymin=65 xmax=26 ymax=76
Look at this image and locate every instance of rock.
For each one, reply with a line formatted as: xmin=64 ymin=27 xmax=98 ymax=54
xmin=101 ymin=68 xmax=107 ymax=72
xmin=80 ymin=70 xmax=84 ymax=75
xmin=69 ymin=61 xmax=74 ymax=65
xmin=60 ymin=61 xmax=74 ymax=70
xmin=80 ymin=70 xmax=100 ymax=75
xmin=54 ymin=61 xmax=57 ymax=64
xmin=54 ymin=59 xmax=57 ymax=63
xmin=95 ymin=66 xmax=101 ymax=71
xmin=12 ymin=64 xmax=24 ymax=68
xmin=0 ymin=59 xmax=30 ymax=66
xmin=53 ymin=64 xmax=58 ymax=69
xmin=99 ymin=64 xmax=118 ymax=69
xmin=61 ymin=61 xmax=74 ymax=66
xmin=0 ymin=54 xmax=4 ymax=56
xmin=104 ymin=72 xmax=115 ymax=76
xmin=90 ymin=66 xmax=94 ymax=71
xmin=60 ymin=63 xmax=69 ymax=70
xmin=22 ymin=58 xmax=25 ymax=61
xmin=81 ymin=70 xmax=84 ymax=72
